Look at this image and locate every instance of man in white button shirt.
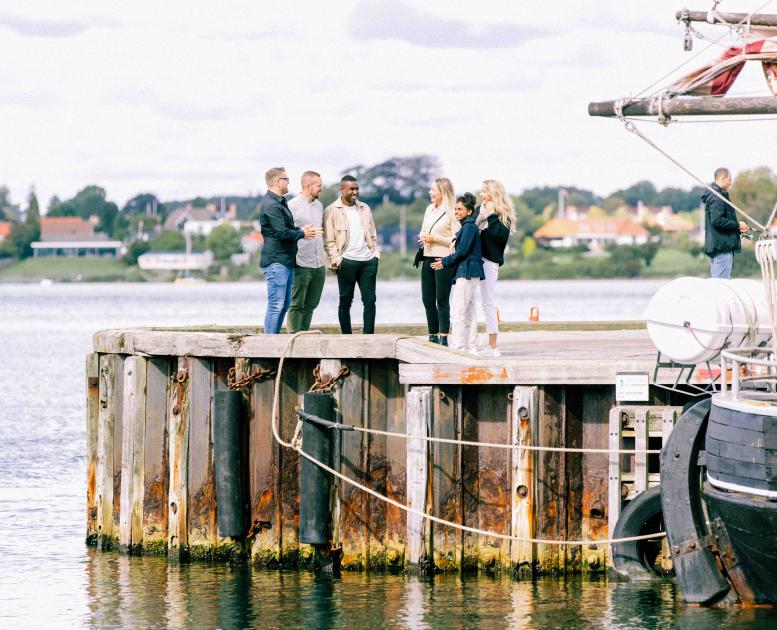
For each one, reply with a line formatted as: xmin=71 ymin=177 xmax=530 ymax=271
xmin=287 ymin=171 xmax=326 ymax=332
xmin=323 ymin=175 xmax=380 ymax=334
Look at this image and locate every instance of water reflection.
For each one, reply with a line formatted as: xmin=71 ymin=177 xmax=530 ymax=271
xmin=6 ymin=282 xmax=777 ymax=628
xmin=71 ymin=552 xmax=777 ymax=628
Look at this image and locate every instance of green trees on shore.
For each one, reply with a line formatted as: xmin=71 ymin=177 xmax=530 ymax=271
xmin=3 ymin=158 xmax=776 ymax=278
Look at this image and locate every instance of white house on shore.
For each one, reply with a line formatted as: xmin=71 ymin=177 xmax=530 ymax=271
xmin=31 ymin=217 xmax=123 ymax=257
xmin=163 ymin=202 xmax=240 ymax=237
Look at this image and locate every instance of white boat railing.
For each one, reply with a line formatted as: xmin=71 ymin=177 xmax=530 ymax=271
xmin=720 ymin=346 xmax=777 ymax=401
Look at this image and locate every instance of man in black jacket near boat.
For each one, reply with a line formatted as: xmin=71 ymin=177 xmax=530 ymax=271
xmin=703 ymin=167 xmax=747 ymax=279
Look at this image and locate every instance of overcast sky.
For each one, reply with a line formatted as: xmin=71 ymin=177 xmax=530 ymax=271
xmin=1 ymin=0 xmax=775 ymax=208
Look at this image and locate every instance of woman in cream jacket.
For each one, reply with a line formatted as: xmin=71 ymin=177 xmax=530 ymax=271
xmin=418 ymin=177 xmax=459 ymax=345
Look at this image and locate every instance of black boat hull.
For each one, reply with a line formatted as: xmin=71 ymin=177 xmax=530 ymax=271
xmin=703 ymin=482 xmax=777 ymax=603
xmin=703 ymin=396 xmax=777 ymax=604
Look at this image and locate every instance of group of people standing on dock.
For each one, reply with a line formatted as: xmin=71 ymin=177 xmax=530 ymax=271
xmin=259 ymin=167 xmax=514 ymax=355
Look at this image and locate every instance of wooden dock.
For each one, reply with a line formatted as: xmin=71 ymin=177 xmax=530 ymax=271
xmin=86 ymin=322 xmax=690 ymax=575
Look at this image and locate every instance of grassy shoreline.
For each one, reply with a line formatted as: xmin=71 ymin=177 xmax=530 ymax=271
xmin=0 ymin=249 xmax=758 ymax=283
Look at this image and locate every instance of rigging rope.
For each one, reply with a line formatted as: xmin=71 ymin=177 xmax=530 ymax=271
xmin=613 ymin=103 xmax=766 ymax=231
xmin=270 ymin=332 xmax=666 ymax=546
xmin=635 ymin=0 xmax=774 ymax=99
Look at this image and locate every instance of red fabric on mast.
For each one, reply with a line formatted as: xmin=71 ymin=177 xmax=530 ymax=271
xmin=669 ymin=37 xmax=777 ymax=96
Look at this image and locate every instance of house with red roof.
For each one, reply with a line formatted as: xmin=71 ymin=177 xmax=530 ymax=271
xmin=534 ymin=216 xmax=650 ymax=249
xmin=32 ymin=216 xmax=123 ymax=257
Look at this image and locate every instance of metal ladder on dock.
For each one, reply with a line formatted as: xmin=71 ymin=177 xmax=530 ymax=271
xmin=607 ymin=406 xmax=683 ymax=540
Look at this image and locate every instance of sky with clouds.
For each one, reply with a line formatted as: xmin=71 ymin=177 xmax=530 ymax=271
xmin=1 ymin=0 xmax=776 ymax=208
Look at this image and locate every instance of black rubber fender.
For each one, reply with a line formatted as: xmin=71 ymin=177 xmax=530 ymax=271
xmin=611 ymin=485 xmax=664 ymax=581
xmin=660 ymin=397 xmax=735 ymax=605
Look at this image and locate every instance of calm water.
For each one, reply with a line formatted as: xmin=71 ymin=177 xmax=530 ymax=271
xmin=2 ymin=279 xmax=777 ymax=628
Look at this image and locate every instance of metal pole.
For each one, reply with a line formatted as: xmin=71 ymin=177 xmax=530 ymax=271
xmin=676 ymin=10 xmax=777 ymax=27
xmin=589 ymin=96 xmax=777 ymax=118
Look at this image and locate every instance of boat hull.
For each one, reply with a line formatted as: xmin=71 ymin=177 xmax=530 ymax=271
xmin=703 ymin=482 xmax=777 ymax=603
xmin=703 ymin=396 xmax=777 ymax=603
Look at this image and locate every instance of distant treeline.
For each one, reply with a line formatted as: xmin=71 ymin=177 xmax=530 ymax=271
xmin=2 ymin=156 xmax=776 ymax=254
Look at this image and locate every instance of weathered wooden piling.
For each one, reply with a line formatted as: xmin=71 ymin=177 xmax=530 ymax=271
xmin=87 ymin=324 xmax=691 ymax=575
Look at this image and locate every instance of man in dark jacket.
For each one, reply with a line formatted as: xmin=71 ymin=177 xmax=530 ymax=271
xmin=259 ymin=167 xmax=318 ymax=333
xmin=703 ymin=167 xmax=747 ymax=279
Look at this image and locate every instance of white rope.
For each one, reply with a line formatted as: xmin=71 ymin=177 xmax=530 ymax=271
xmin=348 ymin=424 xmax=663 ymax=455
xmin=612 ymin=105 xmax=766 ymax=231
xmin=755 ymin=239 xmax=777 ymax=357
xmin=270 ymin=332 xmax=666 ymax=547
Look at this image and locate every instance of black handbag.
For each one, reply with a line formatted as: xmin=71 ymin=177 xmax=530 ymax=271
xmin=412 ymin=211 xmax=446 ymax=268
xmin=412 ymin=245 xmax=424 ymax=268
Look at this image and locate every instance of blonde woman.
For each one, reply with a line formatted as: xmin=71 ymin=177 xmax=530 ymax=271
xmin=475 ymin=179 xmax=515 ymax=356
xmin=418 ymin=177 xmax=460 ymax=345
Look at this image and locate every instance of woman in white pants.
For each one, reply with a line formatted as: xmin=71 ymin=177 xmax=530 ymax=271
xmin=431 ymin=193 xmax=484 ymax=353
xmin=475 ymin=180 xmax=515 ymax=357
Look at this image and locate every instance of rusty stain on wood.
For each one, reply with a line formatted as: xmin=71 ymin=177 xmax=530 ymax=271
xmin=581 ymin=387 xmax=613 ymax=572
xmin=564 ymin=388 xmax=584 ymax=573
xmin=119 ymin=355 xmax=147 ymax=555
xmin=88 ymin=327 xmax=673 ymax=576
xmin=338 ymin=361 xmax=368 ymax=570
xmin=278 ymin=359 xmax=303 ymax=566
xmin=86 ymin=353 xmax=99 ymax=545
xmin=461 ymin=386 xmax=480 ymax=572
xmin=537 ymin=386 xmax=563 ymax=574
xmin=432 ymin=366 xmax=509 ymax=385
xmin=432 ymin=385 xmax=461 ymax=572
xmin=96 ymin=354 xmax=122 ymax=551
xmin=366 ymin=361 xmax=389 ymax=571
xmin=111 ymin=356 xmax=125 ymax=540
xmin=249 ymin=358 xmax=281 ymax=566
xmin=167 ymin=357 xmax=190 ymax=560
xmin=477 ymin=387 xmax=512 ymax=572
xmin=187 ymin=358 xmax=216 ymax=557
xmin=384 ymin=367 xmax=406 ymax=570
xmin=142 ymin=358 xmax=170 ymax=555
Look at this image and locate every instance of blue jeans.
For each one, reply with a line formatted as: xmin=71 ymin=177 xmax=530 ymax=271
xmin=262 ymin=263 xmax=294 ymax=334
xmin=710 ymin=252 xmax=733 ymax=279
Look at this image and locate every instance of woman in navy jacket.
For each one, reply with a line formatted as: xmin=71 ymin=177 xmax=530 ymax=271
xmin=431 ymin=193 xmax=484 ymax=352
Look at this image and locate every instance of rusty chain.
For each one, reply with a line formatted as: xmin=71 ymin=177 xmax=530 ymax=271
xmin=309 ymin=363 xmax=350 ymax=393
xmin=227 ymin=365 xmax=276 ymax=391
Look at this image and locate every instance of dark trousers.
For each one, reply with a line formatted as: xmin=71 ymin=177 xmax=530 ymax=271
xmin=336 ymin=257 xmax=378 ymax=334
xmin=421 ymin=257 xmax=454 ymax=335
xmin=287 ymin=266 xmax=326 ymax=332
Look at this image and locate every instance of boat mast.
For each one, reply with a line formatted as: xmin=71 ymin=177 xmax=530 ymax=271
xmin=674 ymin=10 xmax=777 ymax=26
xmin=588 ymin=8 xmax=777 ymax=119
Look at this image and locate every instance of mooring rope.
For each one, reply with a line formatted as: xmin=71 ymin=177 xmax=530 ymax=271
xmin=269 ymin=331 xmax=666 ymax=546
xmin=346 ymin=424 xmax=663 ymax=455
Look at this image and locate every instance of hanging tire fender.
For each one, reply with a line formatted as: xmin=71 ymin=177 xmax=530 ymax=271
xmin=611 ymin=485 xmax=663 ymax=581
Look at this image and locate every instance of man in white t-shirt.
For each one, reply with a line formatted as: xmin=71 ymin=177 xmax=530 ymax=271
xmin=323 ymin=175 xmax=380 ymax=334
xmin=287 ymin=171 xmax=326 ymax=331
